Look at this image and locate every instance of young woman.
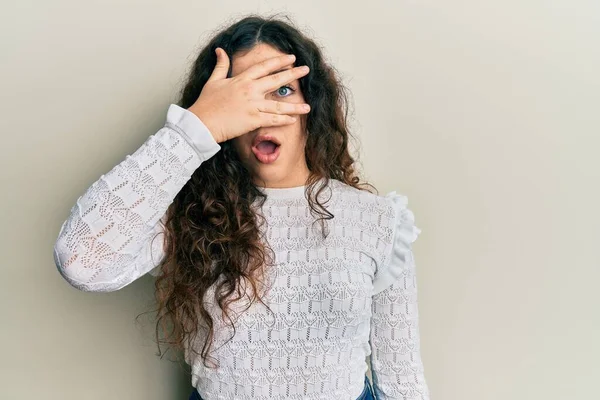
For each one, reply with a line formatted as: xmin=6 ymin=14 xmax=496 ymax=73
xmin=53 ymin=14 xmax=430 ymax=400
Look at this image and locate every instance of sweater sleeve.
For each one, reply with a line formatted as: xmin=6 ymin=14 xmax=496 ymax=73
xmin=53 ymin=104 xmax=221 ymax=292
xmin=369 ymin=191 xmax=430 ymax=399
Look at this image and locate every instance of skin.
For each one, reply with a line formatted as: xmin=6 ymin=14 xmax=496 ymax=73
xmin=230 ymin=43 xmax=311 ymax=189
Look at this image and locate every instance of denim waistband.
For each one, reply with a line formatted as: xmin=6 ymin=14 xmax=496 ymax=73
xmin=357 ymin=375 xmax=375 ymax=400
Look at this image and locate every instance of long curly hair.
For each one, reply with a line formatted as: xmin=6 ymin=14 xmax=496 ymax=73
xmin=150 ymin=13 xmax=376 ymax=369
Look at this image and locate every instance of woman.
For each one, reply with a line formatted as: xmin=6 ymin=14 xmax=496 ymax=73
xmin=53 ymin=14 xmax=430 ymax=400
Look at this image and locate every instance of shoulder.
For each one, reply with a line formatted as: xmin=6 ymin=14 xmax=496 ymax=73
xmin=325 ymin=179 xmax=422 ymax=294
xmin=328 ymin=179 xmax=393 ymax=211
xmin=375 ymin=190 xmax=421 ymax=294
xmin=347 ymin=186 xmax=421 ymax=295
xmin=329 ymin=179 xmax=418 ymax=254
xmin=328 ymin=179 xmax=405 ymax=220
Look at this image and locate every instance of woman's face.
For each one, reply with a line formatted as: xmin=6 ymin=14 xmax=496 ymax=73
xmin=230 ymin=43 xmax=310 ymax=188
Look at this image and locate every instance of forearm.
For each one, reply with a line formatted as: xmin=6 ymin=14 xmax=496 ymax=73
xmin=369 ymin=264 xmax=430 ymax=399
xmin=53 ymin=104 xmax=220 ymax=292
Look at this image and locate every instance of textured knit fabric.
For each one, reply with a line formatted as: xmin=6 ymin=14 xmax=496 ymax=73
xmin=53 ymin=104 xmax=430 ymax=400
xmin=190 ymin=374 xmax=375 ymax=400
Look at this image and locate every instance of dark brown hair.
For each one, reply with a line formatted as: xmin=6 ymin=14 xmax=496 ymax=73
xmin=150 ymin=12 xmax=375 ymax=368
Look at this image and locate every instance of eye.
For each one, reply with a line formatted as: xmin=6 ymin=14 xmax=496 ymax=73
xmin=274 ymin=85 xmax=296 ymax=98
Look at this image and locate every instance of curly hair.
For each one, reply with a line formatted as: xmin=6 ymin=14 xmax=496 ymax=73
xmin=149 ymin=12 xmax=376 ymax=369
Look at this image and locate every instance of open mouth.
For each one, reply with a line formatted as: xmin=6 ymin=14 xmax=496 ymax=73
xmin=251 ymin=137 xmax=282 ymax=164
xmin=254 ymin=140 xmax=280 ymax=155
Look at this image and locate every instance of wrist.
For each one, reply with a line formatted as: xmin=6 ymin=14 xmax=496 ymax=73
xmin=187 ymin=106 xmax=222 ymax=144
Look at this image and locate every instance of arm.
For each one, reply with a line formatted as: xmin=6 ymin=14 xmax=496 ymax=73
xmin=53 ymin=104 xmax=221 ymax=292
xmin=369 ymin=192 xmax=430 ymax=399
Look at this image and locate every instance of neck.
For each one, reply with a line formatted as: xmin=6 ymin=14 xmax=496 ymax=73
xmin=255 ymin=176 xmax=330 ymax=200
xmin=253 ymin=168 xmax=311 ymax=189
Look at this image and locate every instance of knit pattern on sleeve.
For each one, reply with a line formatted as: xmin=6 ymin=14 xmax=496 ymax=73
xmin=369 ymin=192 xmax=430 ymax=399
xmin=53 ymin=105 xmax=220 ymax=291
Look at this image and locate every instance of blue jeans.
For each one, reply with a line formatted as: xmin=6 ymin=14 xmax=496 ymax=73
xmin=188 ymin=375 xmax=375 ymax=399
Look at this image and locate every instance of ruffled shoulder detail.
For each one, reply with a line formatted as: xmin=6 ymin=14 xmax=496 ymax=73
xmin=372 ymin=191 xmax=422 ymax=295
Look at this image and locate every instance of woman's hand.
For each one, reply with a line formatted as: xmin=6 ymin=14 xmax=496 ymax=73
xmin=188 ymin=48 xmax=311 ymax=144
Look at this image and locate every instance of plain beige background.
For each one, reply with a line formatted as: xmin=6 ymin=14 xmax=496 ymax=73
xmin=2 ymin=1 xmax=599 ymax=399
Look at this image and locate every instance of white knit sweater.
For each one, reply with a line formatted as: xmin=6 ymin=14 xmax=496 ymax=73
xmin=53 ymin=104 xmax=430 ymax=400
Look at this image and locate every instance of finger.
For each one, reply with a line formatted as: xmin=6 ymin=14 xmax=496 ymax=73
xmin=242 ymin=53 xmax=297 ymax=81
xmin=257 ymin=100 xmax=311 ymax=115
xmin=258 ymin=112 xmax=297 ymax=127
xmin=207 ymin=47 xmax=230 ymax=82
xmin=255 ymin=65 xmax=310 ymax=94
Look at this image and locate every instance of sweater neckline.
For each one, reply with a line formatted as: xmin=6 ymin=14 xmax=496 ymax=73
xmin=257 ymin=177 xmax=330 ymax=199
xmin=257 ymin=183 xmax=307 ymax=199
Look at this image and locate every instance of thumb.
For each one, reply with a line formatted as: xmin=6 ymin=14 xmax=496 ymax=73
xmin=207 ymin=47 xmax=230 ymax=82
